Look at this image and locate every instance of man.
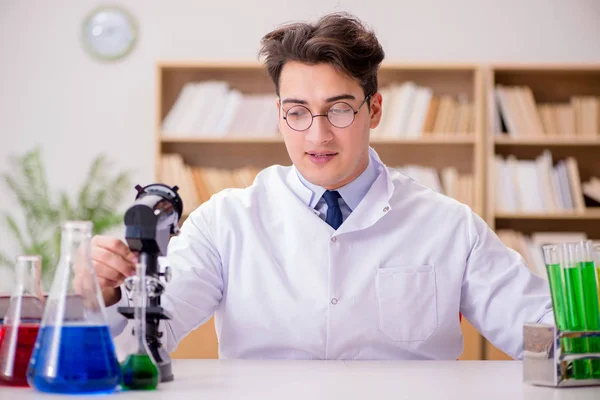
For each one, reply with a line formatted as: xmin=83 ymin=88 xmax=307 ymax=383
xmin=94 ymin=12 xmax=553 ymax=360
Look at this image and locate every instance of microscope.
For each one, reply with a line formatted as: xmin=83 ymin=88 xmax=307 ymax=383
xmin=118 ymin=183 xmax=183 ymax=382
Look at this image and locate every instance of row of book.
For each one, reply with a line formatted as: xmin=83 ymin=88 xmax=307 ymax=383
xmin=160 ymin=154 xmax=476 ymax=214
xmin=161 ymin=81 xmax=278 ymax=137
xmin=494 ymin=151 xmax=600 ymax=213
xmin=497 ymin=230 xmax=600 ymax=279
xmin=394 ymin=165 xmax=475 ymax=209
xmin=160 ymin=154 xmax=261 ymax=210
xmin=491 ymin=85 xmax=600 ymax=137
xmin=372 ymin=82 xmax=475 ymax=138
xmin=160 ymin=79 xmax=477 ymax=138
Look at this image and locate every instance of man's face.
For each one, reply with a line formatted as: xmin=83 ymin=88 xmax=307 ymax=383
xmin=277 ymin=62 xmax=382 ymax=190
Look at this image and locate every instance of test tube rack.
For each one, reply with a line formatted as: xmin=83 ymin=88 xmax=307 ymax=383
xmin=523 ymin=322 xmax=600 ymax=387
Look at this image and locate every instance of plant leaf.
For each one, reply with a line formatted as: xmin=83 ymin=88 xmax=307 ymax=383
xmin=2 ymin=147 xmax=131 ymax=280
xmin=58 ymin=191 xmax=74 ymax=221
xmin=0 ymin=251 xmax=14 ymax=268
xmin=4 ymin=214 xmax=27 ymax=250
xmin=93 ymin=213 xmax=124 ymax=234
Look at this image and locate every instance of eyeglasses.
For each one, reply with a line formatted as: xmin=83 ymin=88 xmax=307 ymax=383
xmin=282 ymin=95 xmax=371 ymax=131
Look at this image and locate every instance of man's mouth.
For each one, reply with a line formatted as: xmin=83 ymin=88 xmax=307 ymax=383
xmin=306 ymin=152 xmax=338 ymax=157
xmin=306 ymin=151 xmax=338 ymax=164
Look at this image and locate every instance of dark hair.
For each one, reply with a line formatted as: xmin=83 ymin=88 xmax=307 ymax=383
xmin=259 ymin=12 xmax=385 ymax=98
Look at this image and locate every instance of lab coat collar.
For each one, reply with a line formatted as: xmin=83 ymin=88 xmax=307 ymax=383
xmin=294 ymin=150 xmax=379 ymax=211
xmin=286 ymin=147 xmax=394 ymax=235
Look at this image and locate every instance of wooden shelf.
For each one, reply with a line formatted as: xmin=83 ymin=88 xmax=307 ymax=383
xmin=158 ymin=60 xmax=480 ymax=71
xmin=494 ymin=136 xmax=600 ymax=146
xmin=495 ymin=210 xmax=600 ymax=220
xmin=489 ymin=63 xmax=600 ymax=72
xmin=485 ymin=65 xmax=600 ymax=362
xmin=161 ymin=135 xmax=477 ymax=145
xmin=161 ymin=136 xmax=283 ymax=144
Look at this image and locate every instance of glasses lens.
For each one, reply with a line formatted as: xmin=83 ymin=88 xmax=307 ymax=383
xmin=286 ymin=105 xmax=313 ymax=131
xmin=328 ymin=102 xmax=355 ymax=128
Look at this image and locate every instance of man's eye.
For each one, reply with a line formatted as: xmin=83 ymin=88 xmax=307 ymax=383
xmin=329 ymin=108 xmax=351 ymax=114
xmin=288 ymin=109 xmax=308 ymax=118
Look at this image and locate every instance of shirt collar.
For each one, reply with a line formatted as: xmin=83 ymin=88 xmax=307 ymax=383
xmin=292 ymin=147 xmax=381 ymax=211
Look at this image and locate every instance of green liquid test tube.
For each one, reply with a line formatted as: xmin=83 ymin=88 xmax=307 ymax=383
xmin=584 ymin=242 xmax=600 ymax=378
xmin=543 ymin=244 xmax=589 ymax=379
xmin=564 ymin=243 xmax=593 ymax=379
xmin=121 ymin=259 xmax=160 ymax=390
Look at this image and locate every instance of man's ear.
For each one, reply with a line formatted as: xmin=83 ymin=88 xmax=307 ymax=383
xmin=369 ymin=92 xmax=383 ymax=130
xmin=276 ymin=98 xmax=283 ymax=135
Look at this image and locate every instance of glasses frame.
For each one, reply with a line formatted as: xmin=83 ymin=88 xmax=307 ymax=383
xmin=281 ymin=94 xmax=371 ymax=131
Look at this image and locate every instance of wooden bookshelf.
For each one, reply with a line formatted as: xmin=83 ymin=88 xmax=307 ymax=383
xmin=484 ymin=63 xmax=600 ymax=360
xmin=495 ymin=137 xmax=600 ymax=146
xmin=495 ymin=210 xmax=600 ymax=220
xmin=156 ymin=60 xmax=486 ymax=361
xmin=162 ymin=136 xmax=476 ymax=145
xmin=157 ymin=61 xmax=486 ymax=213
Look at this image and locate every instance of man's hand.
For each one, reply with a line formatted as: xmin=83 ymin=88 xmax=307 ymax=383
xmin=73 ymin=235 xmax=138 ymax=307
xmin=91 ymin=235 xmax=138 ymax=290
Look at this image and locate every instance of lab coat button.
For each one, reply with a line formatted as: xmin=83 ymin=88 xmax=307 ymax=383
xmin=383 ymin=206 xmax=389 ymax=212
xmin=331 ymin=298 xmax=338 ymax=305
xmin=331 ymin=236 xmax=337 ymax=242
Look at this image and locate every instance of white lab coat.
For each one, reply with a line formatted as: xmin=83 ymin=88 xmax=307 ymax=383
xmin=108 ymin=148 xmax=553 ymax=360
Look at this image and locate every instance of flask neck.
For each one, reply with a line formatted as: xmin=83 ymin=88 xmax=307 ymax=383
xmin=13 ymin=255 xmax=43 ymax=299
xmin=134 ymin=254 xmax=150 ymax=354
xmin=60 ymin=229 xmax=91 ymax=265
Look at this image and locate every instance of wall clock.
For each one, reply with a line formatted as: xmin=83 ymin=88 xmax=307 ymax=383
xmin=82 ymin=6 xmax=137 ymax=61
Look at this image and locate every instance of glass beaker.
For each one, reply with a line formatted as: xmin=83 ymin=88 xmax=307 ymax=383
xmin=121 ymin=257 xmax=160 ymax=390
xmin=0 ymin=255 xmax=44 ymax=386
xmin=26 ymin=221 xmax=121 ymax=394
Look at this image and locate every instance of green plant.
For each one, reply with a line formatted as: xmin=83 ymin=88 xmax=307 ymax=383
xmin=0 ymin=147 xmax=132 ymax=283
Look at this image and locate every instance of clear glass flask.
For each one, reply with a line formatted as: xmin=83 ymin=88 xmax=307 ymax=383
xmin=26 ymin=221 xmax=121 ymax=394
xmin=0 ymin=255 xmax=44 ymax=386
xmin=121 ymin=257 xmax=160 ymax=390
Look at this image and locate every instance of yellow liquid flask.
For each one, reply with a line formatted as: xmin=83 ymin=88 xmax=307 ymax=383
xmin=0 ymin=255 xmax=44 ymax=387
xmin=26 ymin=221 xmax=121 ymax=394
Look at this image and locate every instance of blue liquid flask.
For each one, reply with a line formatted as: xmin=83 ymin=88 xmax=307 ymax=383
xmin=26 ymin=221 xmax=121 ymax=394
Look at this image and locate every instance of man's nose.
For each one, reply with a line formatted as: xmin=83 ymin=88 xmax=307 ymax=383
xmin=305 ymin=115 xmax=333 ymax=144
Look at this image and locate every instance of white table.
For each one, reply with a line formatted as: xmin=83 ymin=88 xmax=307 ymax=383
xmin=2 ymin=359 xmax=599 ymax=399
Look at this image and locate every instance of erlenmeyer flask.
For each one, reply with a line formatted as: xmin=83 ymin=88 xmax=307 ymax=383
xmin=121 ymin=257 xmax=160 ymax=390
xmin=0 ymin=255 xmax=44 ymax=386
xmin=27 ymin=221 xmax=121 ymax=394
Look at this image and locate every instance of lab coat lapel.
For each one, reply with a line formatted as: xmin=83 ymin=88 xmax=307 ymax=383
xmin=334 ymin=165 xmax=395 ymax=236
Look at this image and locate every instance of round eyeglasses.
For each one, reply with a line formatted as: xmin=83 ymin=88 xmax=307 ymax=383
xmin=282 ymin=95 xmax=371 ymax=131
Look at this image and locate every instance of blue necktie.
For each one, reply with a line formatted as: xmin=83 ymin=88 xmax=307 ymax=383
xmin=323 ymin=190 xmax=343 ymax=230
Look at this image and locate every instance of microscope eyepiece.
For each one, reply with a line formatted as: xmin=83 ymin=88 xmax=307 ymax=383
xmin=124 ymin=184 xmax=183 ymax=256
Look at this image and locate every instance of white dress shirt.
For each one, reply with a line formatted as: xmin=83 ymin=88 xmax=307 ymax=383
xmin=296 ymin=153 xmax=379 ymax=223
xmin=107 ymin=147 xmax=554 ymax=360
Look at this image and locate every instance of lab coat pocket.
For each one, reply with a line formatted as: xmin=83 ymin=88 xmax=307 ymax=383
xmin=375 ymin=265 xmax=438 ymax=342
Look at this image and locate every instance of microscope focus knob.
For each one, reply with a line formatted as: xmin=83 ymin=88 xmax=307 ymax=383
xmin=160 ymin=266 xmax=172 ymax=283
xmin=124 ymin=276 xmax=135 ymax=292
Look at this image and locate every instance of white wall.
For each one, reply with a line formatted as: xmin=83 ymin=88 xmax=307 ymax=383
xmin=0 ymin=0 xmax=599 ymax=290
